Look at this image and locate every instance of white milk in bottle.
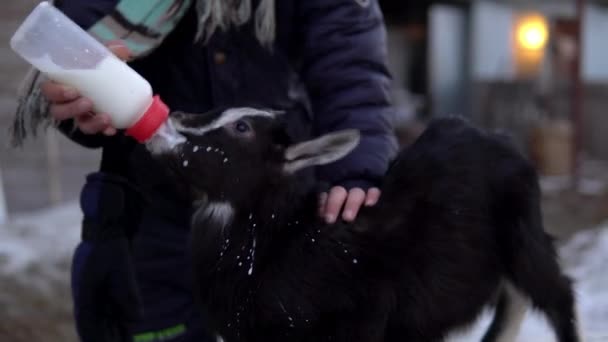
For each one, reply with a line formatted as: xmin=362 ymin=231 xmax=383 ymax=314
xmin=10 ymin=2 xmax=169 ymax=142
xmin=41 ymin=55 xmax=155 ymax=129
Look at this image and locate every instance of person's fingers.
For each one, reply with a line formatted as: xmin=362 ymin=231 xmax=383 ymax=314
xmin=365 ymin=188 xmax=381 ymax=206
xmin=342 ymin=188 xmax=366 ymax=222
xmin=106 ymin=40 xmax=132 ymax=61
xmin=324 ymin=186 xmax=348 ymax=224
xmin=318 ymin=192 xmax=328 ymax=218
xmin=75 ymin=113 xmax=111 ymax=135
xmin=41 ymin=80 xmax=79 ymax=103
xmin=49 ymin=98 xmax=93 ymax=121
xmin=102 ymin=125 xmax=117 ymax=136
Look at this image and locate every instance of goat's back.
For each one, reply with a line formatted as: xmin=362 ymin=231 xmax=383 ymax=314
xmin=365 ymin=117 xmax=542 ymax=339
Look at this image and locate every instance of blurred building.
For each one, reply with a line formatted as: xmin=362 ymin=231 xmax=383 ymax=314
xmin=382 ymin=0 xmax=608 ymax=167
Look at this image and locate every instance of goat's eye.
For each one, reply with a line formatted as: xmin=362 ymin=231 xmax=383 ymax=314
xmin=226 ymin=119 xmax=254 ymax=138
xmin=235 ymin=120 xmax=251 ymax=133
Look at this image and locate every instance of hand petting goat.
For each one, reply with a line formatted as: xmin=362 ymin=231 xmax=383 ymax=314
xmin=319 ymin=186 xmax=381 ymax=224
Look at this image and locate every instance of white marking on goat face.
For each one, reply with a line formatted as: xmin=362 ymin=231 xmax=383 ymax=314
xmin=173 ymin=108 xmax=275 ymax=136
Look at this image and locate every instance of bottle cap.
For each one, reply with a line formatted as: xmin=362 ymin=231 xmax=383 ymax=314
xmin=126 ymin=95 xmax=169 ymax=143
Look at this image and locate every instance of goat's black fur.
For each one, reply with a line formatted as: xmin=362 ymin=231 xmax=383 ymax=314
xmin=150 ymin=112 xmax=579 ymax=342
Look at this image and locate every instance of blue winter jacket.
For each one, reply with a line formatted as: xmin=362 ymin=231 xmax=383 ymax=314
xmin=56 ymin=0 xmax=397 ymax=333
xmin=57 ymin=0 xmax=396 ymax=191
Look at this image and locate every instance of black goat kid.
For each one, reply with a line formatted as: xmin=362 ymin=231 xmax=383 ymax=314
xmin=146 ymin=108 xmax=579 ymax=342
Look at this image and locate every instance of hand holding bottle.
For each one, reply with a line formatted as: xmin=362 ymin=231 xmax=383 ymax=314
xmin=11 ymin=2 xmax=169 ymax=143
xmin=41 ymin=42 xmax=131 ymax=136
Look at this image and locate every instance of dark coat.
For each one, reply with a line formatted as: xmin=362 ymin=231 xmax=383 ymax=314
xmin=57 ymin=0 xmax=397 ymax=334
xmin=58 ymin=0 xmax=397 ymax=191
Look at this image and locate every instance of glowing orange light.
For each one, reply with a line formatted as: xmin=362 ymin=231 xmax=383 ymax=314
xmin=517 ymin=15 xmax=549 ymax=51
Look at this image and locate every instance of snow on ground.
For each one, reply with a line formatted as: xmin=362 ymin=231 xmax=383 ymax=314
xmin=0 ymin=202 xmax=80 ymax=280
xmin=449 ymin=226 xmax=608 ymax=342
xmin=0 ymin=202 xmax=81 ymax=342
xmin=0 ymin=203 xmax=607 ymax=341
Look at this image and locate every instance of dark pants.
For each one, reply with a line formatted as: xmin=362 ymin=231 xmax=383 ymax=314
xmin=131 ymin=206 xmax=215 ymax=342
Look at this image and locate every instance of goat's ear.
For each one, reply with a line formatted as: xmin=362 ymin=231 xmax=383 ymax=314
xmin=283 ymin=130 xmax=360 ymax=174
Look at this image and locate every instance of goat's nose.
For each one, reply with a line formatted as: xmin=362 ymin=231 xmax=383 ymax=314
xmin=145 ymin=118 xmax=186 ymax=155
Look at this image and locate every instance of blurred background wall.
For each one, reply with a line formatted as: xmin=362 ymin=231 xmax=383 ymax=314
xmin=384 ymin=0 xmax=608 ymax=178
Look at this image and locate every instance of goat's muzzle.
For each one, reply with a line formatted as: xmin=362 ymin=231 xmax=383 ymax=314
xmin=145 ymin=117 xmax=186 ymax=155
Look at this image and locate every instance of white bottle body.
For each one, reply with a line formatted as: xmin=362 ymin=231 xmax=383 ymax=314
xmin=42 ymin=55 xmax=153 ymax=128
xmin=10 ymin=2 xmax=153 ymax=129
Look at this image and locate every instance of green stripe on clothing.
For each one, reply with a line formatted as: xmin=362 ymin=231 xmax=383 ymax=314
xmin=116 ymin=0 xmax=164 ymax=23
xmin=141 ymin=0 xmax=175 ymax=27
xmin=123 ymin=39 xmax=155 ymax=56
xmin=133 ymin=323 xmax=187 ymax=342
xmin=89 ymin=22 xmax=119 ymax=42
xmin=155 ymin=0 xmax=192 ymax=35
xmin=89 ymin=23 xmax=154 ymax=56
xmin=88 ymin=0 xmax=192 ymax=57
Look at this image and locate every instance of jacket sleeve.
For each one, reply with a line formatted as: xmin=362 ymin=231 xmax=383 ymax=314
xmin=297 ymin=0 xmax=398 ymax=190
xmin=51 ymin=0 xmax=120 ymax=148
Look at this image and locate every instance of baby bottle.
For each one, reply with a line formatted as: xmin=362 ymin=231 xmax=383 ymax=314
xmin=10 ymin=1 xmax=169 ymax=142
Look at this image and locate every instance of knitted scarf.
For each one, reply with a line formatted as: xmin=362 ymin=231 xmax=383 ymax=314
xmin=11 ymin=0 xmax=275 ymax=146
